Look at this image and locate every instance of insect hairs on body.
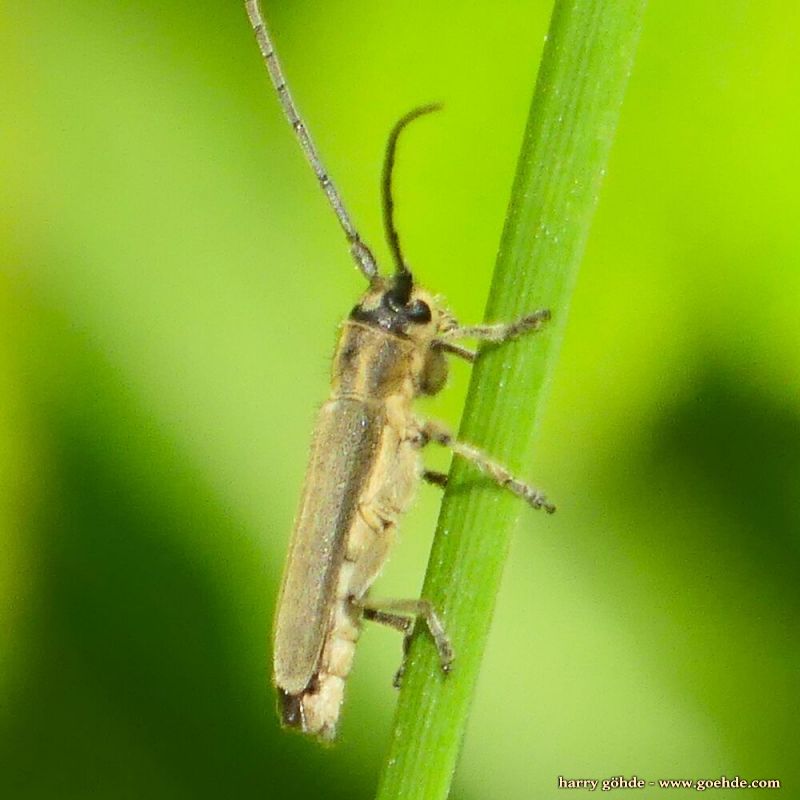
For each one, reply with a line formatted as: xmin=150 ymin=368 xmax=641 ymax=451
xmin=246 ymin=0 xmax=554 ymax=742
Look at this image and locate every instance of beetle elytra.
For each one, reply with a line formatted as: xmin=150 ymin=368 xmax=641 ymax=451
xmin=246 ymin=0 xmax=554 ymax=742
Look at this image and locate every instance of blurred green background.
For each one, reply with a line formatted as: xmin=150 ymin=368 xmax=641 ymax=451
xmin=2 ymin=1 xmax=798 ymax=798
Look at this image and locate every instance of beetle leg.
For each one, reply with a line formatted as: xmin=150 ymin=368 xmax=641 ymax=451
xmin=359 ymin=608 xmax=412 ymax=687
xmin=439 ymin=308 xmax=550 ymax=345
xmin=422 ymin=469 xmax=448 ymax=488
xmin=418 ymin=418 xmax=556 ymax=513
xmin=355 ymin=596 xmax=454 ymax=674
xmin=432 ymin=340 xmax=476 ymax=362
xmin=361 ymin=607 xmax=411 ymax=634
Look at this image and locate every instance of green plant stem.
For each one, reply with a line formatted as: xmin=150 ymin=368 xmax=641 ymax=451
xmin=375 ymin=1 xmax=646 ymax=798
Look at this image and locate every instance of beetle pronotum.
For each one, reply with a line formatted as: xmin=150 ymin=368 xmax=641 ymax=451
xmin=245 ymin=0 xmax=555 ymax=741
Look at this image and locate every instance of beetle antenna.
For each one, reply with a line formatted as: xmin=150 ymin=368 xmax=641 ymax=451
xmin=245 ymin=0 xmax=379 ymax=283
xmin=381 ymin=104 xmax=442 ymax=298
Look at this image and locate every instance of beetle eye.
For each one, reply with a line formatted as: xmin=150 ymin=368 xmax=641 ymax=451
xmin=406 ymin=299 xmax=432 ymax=323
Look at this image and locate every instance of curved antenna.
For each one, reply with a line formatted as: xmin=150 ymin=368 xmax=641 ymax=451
xmin=245 ymin=0 xmax=378 ymax=283
xmin=381 ymin=104 xmax=442 ymax=289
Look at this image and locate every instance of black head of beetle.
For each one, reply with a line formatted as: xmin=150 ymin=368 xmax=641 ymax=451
xmin=350 ymin=274 xmax=432 ymax=335
xmin=344 ymin=274 xmax=449 ymax=397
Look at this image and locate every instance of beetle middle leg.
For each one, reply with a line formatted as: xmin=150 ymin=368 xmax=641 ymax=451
xmin=416 ymin=418 xmax=556 ymax=513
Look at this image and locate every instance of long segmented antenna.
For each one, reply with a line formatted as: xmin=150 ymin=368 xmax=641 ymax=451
xmin=381 ymin=104 xmax=441 ymax=292
xmin=245 ymin=0 xmax=378 ymax=282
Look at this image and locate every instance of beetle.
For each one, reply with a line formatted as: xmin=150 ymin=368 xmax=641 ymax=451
xmin=246 ymin=0 xmax=554 ymax=741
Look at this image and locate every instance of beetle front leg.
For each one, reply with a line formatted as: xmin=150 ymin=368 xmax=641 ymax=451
xmin=432 ymin=340 xmax=477 ymax=362
xmin=417 ymin=418 xmax=556 ymax=513
xmin=422 ymin=469 xmax=448 ymax=488
xmin=432 ymin=309 xmax=550 ymax=362
xmin=446 ymin=308 xmax=551 ymax=343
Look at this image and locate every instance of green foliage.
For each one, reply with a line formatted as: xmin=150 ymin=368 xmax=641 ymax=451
xmin=376 ymin=3 xmax=646 ymax=798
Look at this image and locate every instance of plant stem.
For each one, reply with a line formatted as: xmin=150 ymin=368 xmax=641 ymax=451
xmin=375 ymin=1 xmax=647 ymax=798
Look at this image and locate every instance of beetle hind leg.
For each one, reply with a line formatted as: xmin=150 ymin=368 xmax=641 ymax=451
xmin=356 ymin=596 xmax=454 ymax=679
xmin=359 ymin=608 xmax=413 ymax=686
